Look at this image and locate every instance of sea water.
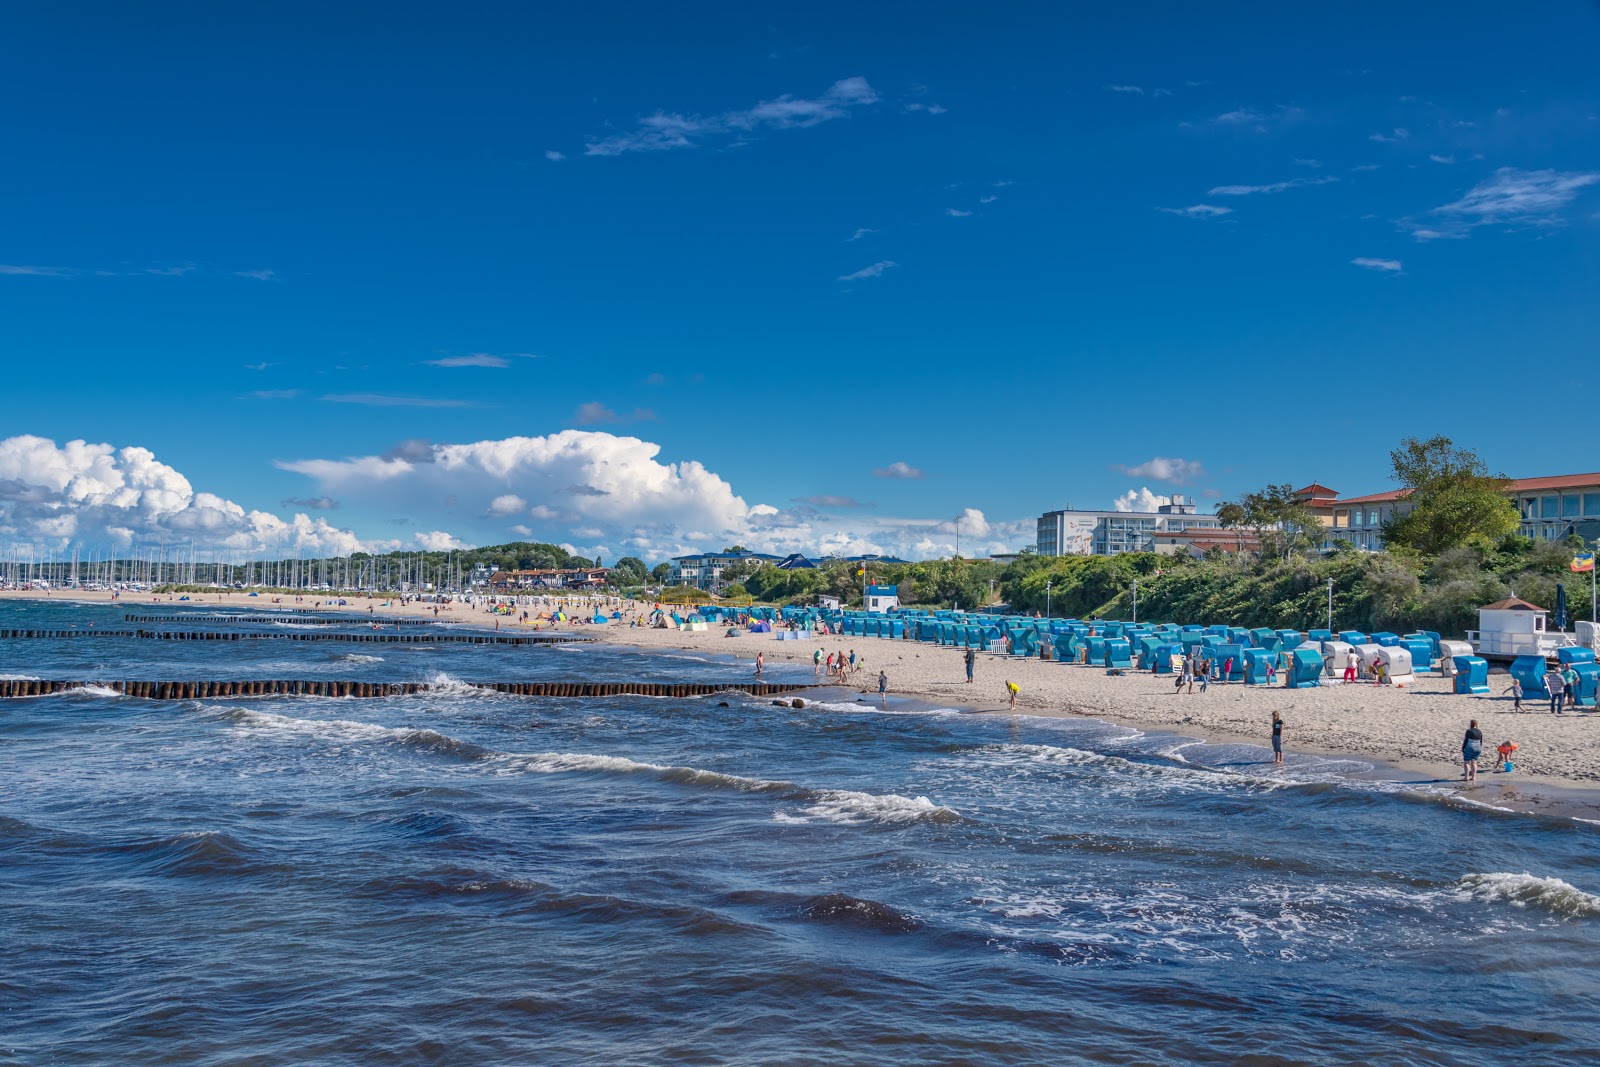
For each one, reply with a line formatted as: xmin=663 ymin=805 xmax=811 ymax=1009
xmin=4 ymin=599 xmax=1599 ymax=1065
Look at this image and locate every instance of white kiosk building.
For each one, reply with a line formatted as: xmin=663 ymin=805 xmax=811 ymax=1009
xmin=865 ymin=584 xmax=900 ymax=614
xmin=1467 ymin=596 xmax=1574 ymax=659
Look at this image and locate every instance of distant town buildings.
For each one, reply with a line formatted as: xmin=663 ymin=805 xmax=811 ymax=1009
xmin=668 ymin=550 xmax=910 ymax=590
xmin=1035 ymin=496 xmax=1224 ymax=557
xmin=487 ymin=567 xmax=610 ymax=591
xmin=1305 ymin=474 xmax=1600 ymax=551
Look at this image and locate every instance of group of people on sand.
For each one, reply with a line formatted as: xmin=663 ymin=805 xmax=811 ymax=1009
xmin=809 ymin=647 xmax=864 ymax=683
xmin=1459 ymin=720 xmax=1519 ymax=782
xmin=1504 ymin=665 xmax=1582 ymax=714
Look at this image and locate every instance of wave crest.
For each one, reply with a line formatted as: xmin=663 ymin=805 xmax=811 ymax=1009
xmin=1457 ymin=872 xmax=1600 ymax=919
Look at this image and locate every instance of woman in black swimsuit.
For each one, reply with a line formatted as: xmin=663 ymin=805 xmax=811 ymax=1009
xmin=1462 ymin=719 xmax=1484 ymax=782
xmin=1271 ymin=711 xmax=1284 ymax=765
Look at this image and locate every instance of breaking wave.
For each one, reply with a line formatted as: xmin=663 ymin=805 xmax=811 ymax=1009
xmin=1457 ymin=873 xmax=1600 ymax=919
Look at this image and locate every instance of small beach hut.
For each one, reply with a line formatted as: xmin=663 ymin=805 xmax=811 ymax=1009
xmin=1452 ymin=655 xmax=1490 ymax=695
xmin=1104 ymin=638 xmax=1132 ymax=669
xmin=1322 ymin=640 xmax=1356 ymax=674
xmin=1242 ymin=647 xmax=1273 ymax=685
xmin=1437 ymin=640 xmax=1475 ymax=675
xmin=1286 ymin=648 xmax=1324 ymax=688
xmin=1376 ymin=645 xmax=1413 ymax=686
xmin=1508 ymin=655 xmax=1547 ymax=698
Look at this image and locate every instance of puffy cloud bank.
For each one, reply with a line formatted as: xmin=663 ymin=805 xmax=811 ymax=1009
xmin=0 ymin=435 xmax=450 ymax=557
xmin=282 ymin=430 xmax=1031 ymax=562
xmin=0 ymin=431 xmax=1031 ymax=563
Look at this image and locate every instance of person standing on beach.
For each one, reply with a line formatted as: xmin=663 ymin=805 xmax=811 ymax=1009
xmin=1545 ymin=668 xmax=1566 ymax=714
xmin=755 ymin=651 xmax=764 ymax=676
xmin=1563 ymin=664 xmax=1579 ymax=711
xmin=1462 ymin=719 xmax=1484 ymax=782
xmin=1270 ymin=712 xmax=1285 ymax=765
xmin=878 ymin=670 xmax=888 ymax=708
xmin=1342 ymin=653 xmax=1357 ymax=684
xmin=964 ymin=647 xmax=976 ymax=683
xmin=1182 ymin=656 xmax=1195 ymax=695
xmin=813 ymin=648 xmax=823 ymax=678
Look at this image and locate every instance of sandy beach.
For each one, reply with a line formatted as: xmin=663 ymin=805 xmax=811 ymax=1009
xmin=5 ymin=588 xmax=1594 ymax=799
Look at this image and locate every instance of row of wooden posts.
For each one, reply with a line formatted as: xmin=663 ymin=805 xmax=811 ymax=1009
xmin=0 ymin=679 xmax=810 ymax=700
xmin=0 ymin=628 xmax=590 ymax=646
xmin=122 ymin=614 xmax=438 ymax=626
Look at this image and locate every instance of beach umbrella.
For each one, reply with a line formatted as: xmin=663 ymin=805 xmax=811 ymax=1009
xmin=1555 ymin=583 xmax=1568 ymax=631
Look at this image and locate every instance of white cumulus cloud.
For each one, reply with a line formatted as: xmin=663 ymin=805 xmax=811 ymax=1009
xmin=1114 ymin=457 xmax=1206 ymax=484
xmin=0 ymin=434 xmax=366 ymax=556
xmin=1114 ymin=487 xmax=1173 ymax=513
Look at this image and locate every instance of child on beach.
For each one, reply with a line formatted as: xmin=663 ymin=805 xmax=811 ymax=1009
xmin=1505 ymin=679 xmax=1522 ymax=711
xmin=1270 ymin=712 xmax=1285 ymax=764
xmin=1495 ymin=740 xmax=1517 ymax=772
xmin=813 ymin=648 xmax=823 ymax=677
xmin=1005 ymin=680 xmax=1019 ymax=710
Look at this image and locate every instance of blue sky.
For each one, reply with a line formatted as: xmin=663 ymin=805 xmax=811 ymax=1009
xmin=2 ymin=2 xmax=1598 ymax=563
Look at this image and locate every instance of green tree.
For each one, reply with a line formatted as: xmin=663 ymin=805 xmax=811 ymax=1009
xmin=1213 ymin=485 xmax=1321 ymax=559
xmin=1381 ymin=435 xmax=1519 ymax=554
xmin=609 ymin=556 xmax=648 ymax=585
xmin=650 ymin=562 xmax=672 ymax=583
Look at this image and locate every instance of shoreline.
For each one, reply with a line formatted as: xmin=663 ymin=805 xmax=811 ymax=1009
xmin=601 ymin=635 xmax=1600 ymax=825
xmin=6 ymin=589 xmax=1599 ymax=819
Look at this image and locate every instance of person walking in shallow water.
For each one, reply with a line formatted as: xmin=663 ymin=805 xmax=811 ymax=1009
xmin=754 ymin=651 xmax=764 ymax=676
xmin=878 ymin=670 xmax=888 ymax=708
xmin=1270 ymin=711 xmax=1285 ymax=765
xmin=1462 ymin=719 xmax=1484 ymax=782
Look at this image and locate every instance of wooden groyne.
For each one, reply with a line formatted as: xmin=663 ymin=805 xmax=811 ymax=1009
xmin=122 ymin=614 xmax=439 ymax=627
xmin=0 ymin=628 xmax=592 ymax=646
xmin=0 ymin=679 xmax=810 ymax=700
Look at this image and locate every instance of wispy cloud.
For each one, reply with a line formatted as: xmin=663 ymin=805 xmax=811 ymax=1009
xmin=1351 ymin=163 xmax=1381 ymax=172
xmin=584 ymin=77 xmax=877 ymax=156
xmin=1114 ymin=457 xmax=1206 ymax=484
xmin=642 ymin=372 xmax=666 ymax=385
xmin=1351 ymin=257 xmax=1403 ymax=273
xmin=1208 ymin=176 xmax=1338 ymax=196
xmin=0 ymin=264 xmax=72 ymax=277
xmin=796 ymin=495 xmax=868 ymax=508
xmin=244 ymin=389 xmax=302 ymax=400
xmin=873 ymin=461 xmax=924 ymax=480
xmin=1158 ymin=204 xmax=1233 ymax=218
xmin=144 ymin=264 xmax=195 ymax=277
xmin=1188 ymin=105 xmax=1305 ymax=134
xmin=902 ymin=101 xmax=947 ymax=115
xmin=979 ymin=195 xmax=998 ymax=204
xmin=322 ymin=393 xmax=473 ymax=408
xmin=1406 ymin=166 xmax=1600 ymax=240
xmin=838 ymin=260 xmax=897 ymax=282
xmin=573 ymin=401 xmax=655 ymax=425
xmin=243 ymin=362 xmax=277 ymax=371
xmin=426 ymin=353 xmax=510 ymax=368
xmin=846 ymin=227 xmax=878 ymax=242
xmin=945 ymin=208 xmax=972 ymax=217
xmin=282 ymin=496 xmax=338 ymax=510
xmin=234 ymin=269 xmax=277 ymax=281
xmin=1429 ymin=154 xmax=1456 ymax=164
xmin=1106 ymin=84 xmax=1148 ymax=95
xmin=1292 ymin=158 xmax=1322 ymax=168
xmin=1369 ymin=128 xmax=1410 ymax=144
xmin=544 ymin=150 xmax=565 ymax=162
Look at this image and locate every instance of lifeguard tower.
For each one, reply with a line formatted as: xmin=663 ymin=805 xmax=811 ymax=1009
xmin=865 ymin=585 xmax=900 ymax=614
xmin=1467 ymin=596 xmax=1574 ymax=661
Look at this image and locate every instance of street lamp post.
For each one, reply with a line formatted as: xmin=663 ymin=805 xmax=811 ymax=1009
xmin=1132 ymin=578 xmax=1138 ymax=624
xmin=1045 ymin=579 xmax=1052 ymax=619
xmin=1327 ymin=578 xmax=1334 ymax=633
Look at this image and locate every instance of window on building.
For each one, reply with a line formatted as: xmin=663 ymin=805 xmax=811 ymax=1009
xmin=1564 ymin=495 xmax=1581 ymax=518
xmin=1585 ymin=493 xmax=1600 ymax=517
xmin=1542 ymin=495 xmax=1560 ymax=518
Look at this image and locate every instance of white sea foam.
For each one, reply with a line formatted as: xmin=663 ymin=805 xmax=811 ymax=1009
xmin=491 ymin=750 xmax=793 ymax=793
xmin=335 ymin=653 xmax=384 ymax=665
xmin=77 ymin=684 xmax=125 ymax=698
xmin=423 ymin=672 xmax=492 ymax=696
xmin=1456 ymin=872 xmax=1600 ymax=919
xmin=0 ymin=673 xmax=41 ymax=681
xmin=787 ymin=789 xmax=961 ymax=827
